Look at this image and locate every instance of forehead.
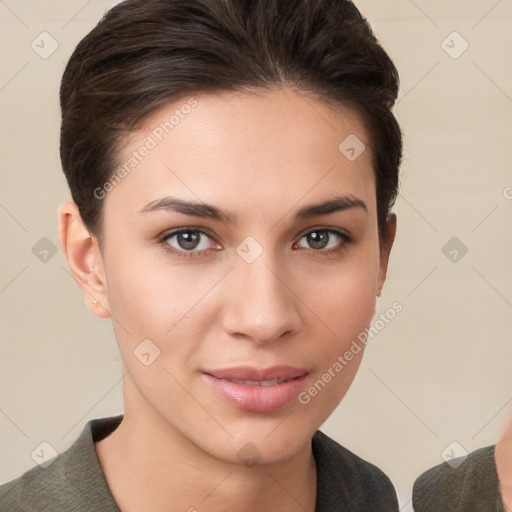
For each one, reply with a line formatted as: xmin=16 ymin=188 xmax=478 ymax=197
xmin=136 ymin=87 xmax=371 ymax=157
xmin=106 ymin=87 xmax=376 ymax=217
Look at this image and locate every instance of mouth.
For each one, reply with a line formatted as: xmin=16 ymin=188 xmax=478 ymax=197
xmin=202 ymin=366 xmax=309 ymax=412
xmin=203 ymin=365 xmax=308 ymax=382
xmin=225 ymin=377 xmax=290 ymax=386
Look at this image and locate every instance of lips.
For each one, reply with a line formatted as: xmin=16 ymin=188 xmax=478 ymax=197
xmin=229 ymin=377 xmax=288 ymax=386
xmin=202 ymin=366 xmax=309 ymax=412
xmin=204 ymin=365 xmax=308 ymax=382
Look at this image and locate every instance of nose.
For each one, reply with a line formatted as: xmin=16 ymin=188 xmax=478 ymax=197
xmin=221 ymin=252 xmax=302 ymax=345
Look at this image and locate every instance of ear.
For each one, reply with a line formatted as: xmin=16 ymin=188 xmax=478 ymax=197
xmin=376 ymin=212 xmax=397 ymax=295
xmin=58 ymin=199 xmax=110 ymax=319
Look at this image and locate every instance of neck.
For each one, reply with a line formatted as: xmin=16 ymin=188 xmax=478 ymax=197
xmin=95 ymin=381 xmax=317 ymax=512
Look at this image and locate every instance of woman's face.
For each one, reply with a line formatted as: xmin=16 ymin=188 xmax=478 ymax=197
xmin=84 ymin=87 xmax=395 ymax=463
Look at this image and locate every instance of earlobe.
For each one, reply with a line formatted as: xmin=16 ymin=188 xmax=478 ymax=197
xmin=58 ymin=200 xmax=110 ymax=319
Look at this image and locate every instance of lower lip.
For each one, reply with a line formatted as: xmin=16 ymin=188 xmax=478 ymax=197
xmin=203 ymin=373 xmax=308 ymax=413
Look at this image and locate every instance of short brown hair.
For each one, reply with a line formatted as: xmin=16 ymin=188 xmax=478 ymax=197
xmin=60 ymin=0 xmax=402 ymax=250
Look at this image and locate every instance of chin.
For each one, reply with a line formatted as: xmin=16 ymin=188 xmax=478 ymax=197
xmin=227 ymin=418 xmax=316 ymax=465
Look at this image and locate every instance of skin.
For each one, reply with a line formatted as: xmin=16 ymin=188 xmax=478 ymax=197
xmin=58 ymin=86 xmax=396 ymax=512
xmin=496 ymin=416 xmax=512 ymax=511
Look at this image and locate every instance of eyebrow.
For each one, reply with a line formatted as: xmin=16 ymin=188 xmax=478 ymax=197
xmin=137 ymin=194 xmax=368 ymax=223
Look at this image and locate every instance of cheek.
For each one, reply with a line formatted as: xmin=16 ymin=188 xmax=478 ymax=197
xmin=103 ymin=250 xmax=181 ymax=339
xmin=315 ymin=283 xmax=375 ymax=380
xmin=321 ymin=277 xmax=375 ymax=319
xmin=104 ymin=247 xmax=223 ymax=356
xmin=302 ymin=268 xmax=376 ymax=414
xmin=302 ymin=252 xmax=378 ymax=338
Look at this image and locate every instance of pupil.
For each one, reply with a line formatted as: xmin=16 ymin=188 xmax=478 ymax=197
xmin=178 ymin=231 xmax=199 ymax=250
xmin=308 ymin=231 xmax=327 ymax=249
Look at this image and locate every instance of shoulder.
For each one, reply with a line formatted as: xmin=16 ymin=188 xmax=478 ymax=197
xmin=0 ymin=415 xmax=122 ymax=512
xmin=412 ymin=445 xmax=504 ymax=512
xmin=0 ymin=447 xmax=71 ymax=511
xmin=312 ymin=430 xmax=398 ymax=511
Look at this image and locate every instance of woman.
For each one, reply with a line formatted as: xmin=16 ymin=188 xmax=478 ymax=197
xmin=413 ymin=415 xmax=512 ymax=511
xmin=0 ymin=0 xmax=402 ymax=510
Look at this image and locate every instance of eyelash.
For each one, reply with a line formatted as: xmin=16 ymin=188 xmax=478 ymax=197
xmin=157 ymin=227 xmax=353 ymax=260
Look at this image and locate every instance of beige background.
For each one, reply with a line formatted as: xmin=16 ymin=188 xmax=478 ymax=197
xmin=1 ymin=0 xmax=511 ymax=508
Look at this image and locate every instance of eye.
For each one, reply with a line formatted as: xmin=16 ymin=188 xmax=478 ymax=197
xmin=293 ymin=228 xmax=351 ymax=254
xmin=157 ymin=226 xmax=352 ymax=260
xmin=158 ymin=228 xmax=220 ymax=258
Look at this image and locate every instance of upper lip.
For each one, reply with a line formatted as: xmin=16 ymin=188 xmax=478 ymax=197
xmin=204 ymin=365 xmax=308 ymax=381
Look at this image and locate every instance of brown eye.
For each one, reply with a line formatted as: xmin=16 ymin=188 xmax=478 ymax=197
xmin=174 ymin=231 xmax=201 ymax=250
xmin=161 ymin=228 xmax=217 ymax=255
xmin=295 ymin=229 xmax=350 ymax=252
xmin=305 ymin=231 xmax=330 ymax=250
